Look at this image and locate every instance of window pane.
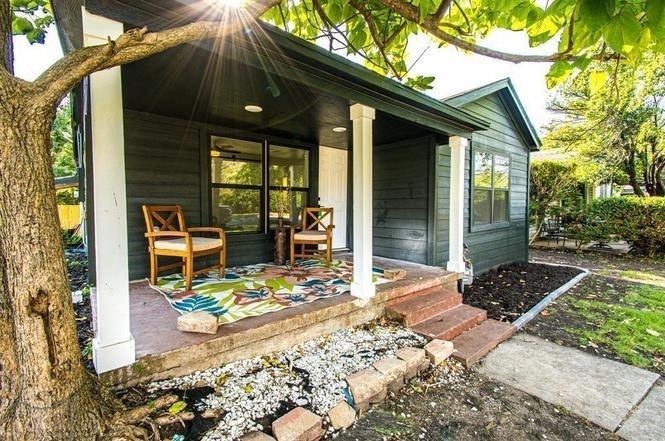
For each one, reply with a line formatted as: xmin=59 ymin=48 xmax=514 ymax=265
xmin=269 ymin=190 xmax=307 ymax=229
xmin=211 ymin=188 xmax=261 ymax=233
xmin=493 ymin=190 xmax=509 ymax=223
xmin=494 ymin=155 xmax=510 ymax=190
xmin=474 ymin=151 xmax=492 ymax=188
xmin=211 ymin=137 xmax=262 ymax=185
xmin=269 ymin=145 xmax=309 ymax=188
xmin=473 ymin=189 xmax=492 ymax=225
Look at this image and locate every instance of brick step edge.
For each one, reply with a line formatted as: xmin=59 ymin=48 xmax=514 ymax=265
xmin=385 ymin=288 xmax=463 ymax=326
xmin=411 ymin=304 xmax=487 ymax=341
xmin=451 ymin=319 xmax=516 ymax=367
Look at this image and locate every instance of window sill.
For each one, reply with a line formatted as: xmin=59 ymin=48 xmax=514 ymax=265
xmin=470 ymin=221 xmax=511 ymax=233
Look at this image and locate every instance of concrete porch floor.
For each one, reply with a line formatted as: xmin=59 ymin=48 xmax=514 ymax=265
xmin=101 ymin=254 xmax=458 ymax=387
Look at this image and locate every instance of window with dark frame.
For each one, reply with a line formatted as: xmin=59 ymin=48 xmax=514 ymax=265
xmin=209 ymin=136 xmax=310 ymax=234
xmin=268 ymin=145 xmax=309 ymax=229
xmin=210 ymin=137 xmax=263 ymax=233
xmin=472 ymin=150 xmax=510 ymax=226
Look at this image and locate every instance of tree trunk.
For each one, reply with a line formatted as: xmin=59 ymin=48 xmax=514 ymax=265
xmin=0 ymin=84 xmax=108 ymax=440
xmin=626 ymin=151 xmax=644 ymax=197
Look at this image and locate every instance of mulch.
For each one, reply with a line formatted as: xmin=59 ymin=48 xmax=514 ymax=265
xmin=66 ymin=248 xmax=95 ymax=372
xmin=463 ymin=262 xmax=583 ymax=322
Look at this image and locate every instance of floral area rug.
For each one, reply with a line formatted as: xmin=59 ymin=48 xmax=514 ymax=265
xmin=150 ymin=260 xmax=388 ymax=325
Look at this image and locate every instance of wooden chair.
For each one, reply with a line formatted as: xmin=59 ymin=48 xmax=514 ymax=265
xmin=142 ymin=205 xmax=226 ymax=290
xmin=290 ymin=207 xmax=334 ymax=266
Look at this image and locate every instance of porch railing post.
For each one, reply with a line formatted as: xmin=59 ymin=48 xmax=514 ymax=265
xmin=83 ymin=8 xmax=135 ymax=373
xmin=350 ymin=104 xmax=376 ymax=299
xmin=447 ymin=136 xmax=468 ymax=274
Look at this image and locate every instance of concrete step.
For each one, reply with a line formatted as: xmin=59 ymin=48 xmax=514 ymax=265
xmin=411 ymin=304 xmax=487 ymax=340
xmin=385 ymin=286 xmax=463 ymax=326
xmin=451 ymin=319 xmax=516 ymax=367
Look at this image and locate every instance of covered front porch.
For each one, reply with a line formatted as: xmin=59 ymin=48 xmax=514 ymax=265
xmin=78 ymin=5 xmax=484 ymax=377
xmin=101 ymin=254 xmax=457 ymax=386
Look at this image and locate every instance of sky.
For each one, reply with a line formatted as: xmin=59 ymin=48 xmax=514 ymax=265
xmin=13 ymin=22 xmax=557 ymax=134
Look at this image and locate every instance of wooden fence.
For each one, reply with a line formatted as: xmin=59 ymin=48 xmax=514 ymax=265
xmin=58 ymin=205 xmax=81 ymax=230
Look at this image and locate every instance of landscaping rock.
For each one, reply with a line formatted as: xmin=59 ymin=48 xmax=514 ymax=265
xmin=327 ymin=400 xmax=356 ymax=430
xmin=396 ymin=347 xmax=426 ymax=379
xmin=424 ymin=339 xmax=454 ymax=365
xmin=240 ymin=432 xmax=276 ymax=441
xmin=271 ymin=407 xmax=324 ymax=441
xmin=372 ymin=357 xmax=406 ymax=392
xmin=176 ymin=311 xmax=218 ymax=334
xmin=345 ymin=368 xmax=386 ymax=407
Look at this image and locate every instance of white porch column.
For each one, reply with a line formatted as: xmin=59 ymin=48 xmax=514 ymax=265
xmin=350 ymin=104 xmax=376 ymax=299
xmin=83 ymin=8 xmax=135 ymax=373
xmin=447 ymin=136 xmax=468 ymax=274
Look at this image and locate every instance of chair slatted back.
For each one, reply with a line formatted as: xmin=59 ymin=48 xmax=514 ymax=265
xmin=142 ymin=205 xmax=187 ymax=235
xmin=301 ymin=207 xmax=333 ymax=231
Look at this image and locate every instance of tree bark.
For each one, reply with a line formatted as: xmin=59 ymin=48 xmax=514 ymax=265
xmin=0 ymin=81 xmax=111 ymax=439
xmin=626 ymin=150 xmax=645 ymax=197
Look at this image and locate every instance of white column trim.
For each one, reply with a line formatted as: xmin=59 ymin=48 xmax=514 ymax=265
xmin=350 ymin=104 xmax=376 ymax=299
xmin=447 ymin=136 xmax=468 ymax=274
xmin=83 ymin=7 xmax=135 ymax=373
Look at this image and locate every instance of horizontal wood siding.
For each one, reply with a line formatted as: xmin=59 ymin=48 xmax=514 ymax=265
xmin=124 ymin=113 xmax=202 ymax=280
xmin=435 ymin=93 xmax=529 ymax=274
xmin=123 ymin=111 xmax=273 ymax=280
xmin=373 ymin=137 xmax=433 ymax=264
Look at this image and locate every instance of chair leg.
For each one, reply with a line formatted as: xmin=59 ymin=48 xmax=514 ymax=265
xmin=185 ymin=255 xmax=194 ymax=291
xmin=219 ymin=247 xmax=226 ymax=277
xmin=149 ymin=252 xmax=158 ymax=285
xmin=326 ymin=237 xmax=332 ymax=266
xmin=290 ymin=240 xmax=295 ymax=267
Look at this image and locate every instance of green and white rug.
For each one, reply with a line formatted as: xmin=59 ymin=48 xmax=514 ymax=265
xmin=150 ymin=260 xmax=387 ymax=325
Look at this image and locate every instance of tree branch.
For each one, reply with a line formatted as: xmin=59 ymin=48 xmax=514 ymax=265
xmin=0 ymin=0 xmax=13 ymax=73
xmin=32 ymin=0 xmax=280 ymax=106
xmin=350 ymin=0 xmax=402 ymax=79
xmin=375 ymin=0 xmax=611 ymax=63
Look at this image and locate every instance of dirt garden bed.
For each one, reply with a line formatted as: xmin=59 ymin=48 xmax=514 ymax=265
xmin=463 ymin=262 xmax=583 ymax=323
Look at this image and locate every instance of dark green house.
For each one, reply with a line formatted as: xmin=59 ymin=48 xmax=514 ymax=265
xmin=54 ymin=0 xmax=539 ymax=374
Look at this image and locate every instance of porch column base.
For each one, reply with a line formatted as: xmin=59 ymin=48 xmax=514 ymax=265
xmin=93 ymin=336 xmax=135 ymax=373
xmin=446 ymin=260 xmax=465 ymax=274
xmin=351 ymin=281 xmax=376 ymax=300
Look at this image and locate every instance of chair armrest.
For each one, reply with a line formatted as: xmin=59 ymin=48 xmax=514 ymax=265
xmin=188 ymin=227 xmax=226 ymax=243
xmin=145 ymin=231 xmax=189 ymax=238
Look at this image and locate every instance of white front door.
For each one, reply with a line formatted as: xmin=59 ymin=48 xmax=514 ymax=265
xmin=319 ymin=146 xmax=348 ymax=249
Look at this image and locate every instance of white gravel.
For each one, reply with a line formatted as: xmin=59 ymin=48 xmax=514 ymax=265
xmin=146 ymin=324 xmax=425 ymax=440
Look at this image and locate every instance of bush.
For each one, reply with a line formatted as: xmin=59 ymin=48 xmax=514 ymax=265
xmin=581 ymin=197 xmax=665 ymax=257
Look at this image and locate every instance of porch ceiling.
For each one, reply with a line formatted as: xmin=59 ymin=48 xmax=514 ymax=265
xmin=121 ymin=43 xmax=432 ymax=148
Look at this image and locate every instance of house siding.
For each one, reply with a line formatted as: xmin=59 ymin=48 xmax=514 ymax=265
xmin=123 ymin=111 xmax=274 ymax=280
xmin=373 ymin=136 xmax=434 ymax=264
xmin=435 ymin=93 xmax=529 ymax=274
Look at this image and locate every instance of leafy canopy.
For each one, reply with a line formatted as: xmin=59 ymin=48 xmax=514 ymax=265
xmin=10 ymin=0 xmax=53 ymax=44
xmin=11 ymin=0 xmax=665 ymax=90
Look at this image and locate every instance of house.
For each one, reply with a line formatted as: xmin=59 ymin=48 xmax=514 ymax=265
xmin=53 ymin=0 xmax=539 ymax=384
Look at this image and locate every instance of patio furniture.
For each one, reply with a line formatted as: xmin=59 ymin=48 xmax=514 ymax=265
xmin=142 ymin=204 xmax=226 ymax=290
xmin=290 ymin=207 xmax=334 ymax=266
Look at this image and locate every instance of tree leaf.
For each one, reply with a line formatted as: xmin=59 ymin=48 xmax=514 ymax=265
xmin=578 ymin=0 xmax=612 ymax=32
xmin=645 ymin=0 xmax=665 ymax=38
xmin=11 ymin=16 xmax=34 ymax=34
xmin=603 ymin=12 xmax=642 ymax=54
xmin=168 ymin=401 xmax=187 ymax=415
xmin=546 ymin=60 xmax=573 ymax=88
xmin=588 ymin=70 xmax=607 ymax=94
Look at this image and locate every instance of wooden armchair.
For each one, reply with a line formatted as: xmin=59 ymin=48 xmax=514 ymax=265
xmin=290 ymin=207 xmax=334 ymax=266
xmin=142 ymin=205 xmax=226 ymax=290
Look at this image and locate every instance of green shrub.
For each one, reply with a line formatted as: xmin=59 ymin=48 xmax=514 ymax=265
xmin=582 ymin=197 xmax=665 ymax=256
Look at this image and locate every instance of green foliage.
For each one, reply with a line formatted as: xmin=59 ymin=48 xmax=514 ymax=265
xmin=529 ymin=159 xmax=584 ymax=232
xmin=56 ymin=188 xmax=77 ymax=205
xmin=262 ymin=1 xmax=665 ymax=90
xmin=10 ymin=0 xmax=53 ymax=44
xmin=61 ymin=228 xmax=82 ymax=247
xmin=51 ymin=100 xmax=76 ymax=178
xmin=544 ymin=51 xmax=665 ymax=195
xmin=581 ymin=196 xmax=665 ymax=256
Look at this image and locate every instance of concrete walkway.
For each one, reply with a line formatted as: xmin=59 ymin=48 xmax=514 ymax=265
xmin=477 ymin=333 xmax=662 ymax=440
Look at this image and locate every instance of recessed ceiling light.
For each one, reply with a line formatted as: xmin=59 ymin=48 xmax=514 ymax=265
xmin=244 ymin=105 xmax=263 ymax=113
xmin=332 ymin=127 xmax=347 ymax=133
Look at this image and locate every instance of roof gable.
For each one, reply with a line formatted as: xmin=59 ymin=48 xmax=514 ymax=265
xmin=443 ymin=78 xmax=541 ymax=150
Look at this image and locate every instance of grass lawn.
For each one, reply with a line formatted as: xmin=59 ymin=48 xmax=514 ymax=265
xmin=569 ymin=284 xmax=665 ymax=370
xmin=527 ymin=249 xmax=665 ymax=375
